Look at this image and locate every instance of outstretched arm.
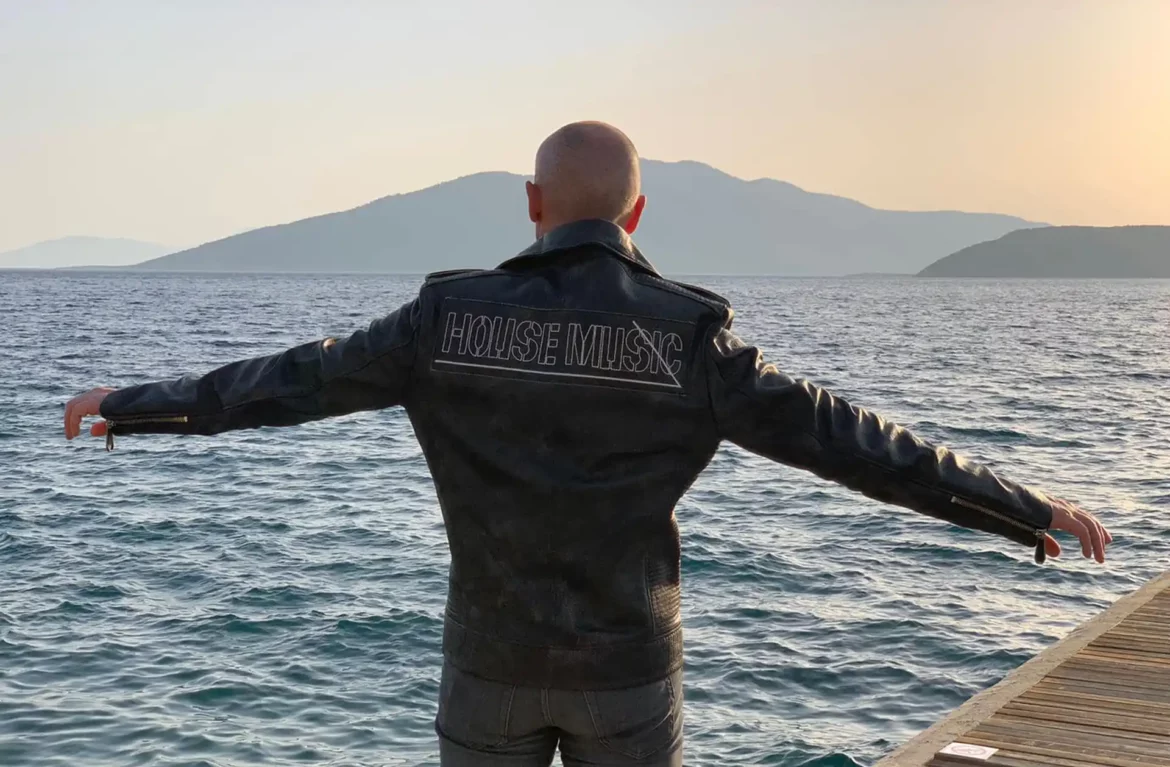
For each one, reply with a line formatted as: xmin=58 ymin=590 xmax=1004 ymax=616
xmin=65 ymin=298 xmax=421 ymax=447
xmin=706 ymin=321 xmax=1110 ymax=563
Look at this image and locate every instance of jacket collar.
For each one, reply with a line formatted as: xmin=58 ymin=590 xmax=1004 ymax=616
xmin=499 ymin=219 xmax=660 ymax=276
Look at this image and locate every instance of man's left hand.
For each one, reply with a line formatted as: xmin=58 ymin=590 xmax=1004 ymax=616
xmin=1045 ymin=497 xmax=1112 ymax=563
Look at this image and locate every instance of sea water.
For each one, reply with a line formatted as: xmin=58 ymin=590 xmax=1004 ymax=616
xmin=2 ymin=271 xmax=1166 ymax=766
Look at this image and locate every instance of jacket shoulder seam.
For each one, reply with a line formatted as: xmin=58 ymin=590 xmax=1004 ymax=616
xmin=631 ymin=272 xmax=729 ymax=311
xmin=424 ymin=268 xmax=508 ymax=286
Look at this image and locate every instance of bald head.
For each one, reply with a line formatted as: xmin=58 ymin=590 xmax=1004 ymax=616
xmin=527 ymin=121 xmax=645 ymax=237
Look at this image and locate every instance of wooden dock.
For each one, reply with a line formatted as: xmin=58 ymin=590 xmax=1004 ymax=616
xmin=877 ymin=572 xmax=1170 ymax=767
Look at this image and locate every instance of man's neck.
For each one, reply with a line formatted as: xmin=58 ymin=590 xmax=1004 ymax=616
xmin=539 ymin=216 xmax=619 ymax=239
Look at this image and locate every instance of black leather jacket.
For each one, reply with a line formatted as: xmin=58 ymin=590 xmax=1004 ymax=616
xmin=100 ymin=219 xmax=1053 ymax=689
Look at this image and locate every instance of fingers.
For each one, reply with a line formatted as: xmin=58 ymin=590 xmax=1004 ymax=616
xmin=1088 ymin=512 xmax=1110 ymax=559
xmin=90 ymin=421 xmax=107 ymax=437
xmin=1093 ymin=512 xmax=1113 ymax=544
xmin=1065 ymin=501 xmax=1108 ymax=564
xmin=64 ymin=389 xmax=107 ymax=441
xmin=65 ymin=396 xmax=84 ymax=440
xmin=1084 ymin=513 xmax=1105 ymax=563
xmin=1052 ymin=499 xmax=1109 ymax=564
xmin=1044 ymin=533 xmax=1062 ymax=559
xmin=1071 ymin=514 xmax=1093 ymax=559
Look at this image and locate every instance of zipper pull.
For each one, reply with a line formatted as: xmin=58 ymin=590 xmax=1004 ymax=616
xmin=1034 ymin=532 xmax=1047 ymax=565
xmin=105 ymin=426 xmax=115 ymax=452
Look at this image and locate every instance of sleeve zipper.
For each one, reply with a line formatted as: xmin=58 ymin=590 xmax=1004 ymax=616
xmin=949 ymin=495 xmax=1048 ymax=564
xmin=104 ymin=415 xmax=189 ymax=452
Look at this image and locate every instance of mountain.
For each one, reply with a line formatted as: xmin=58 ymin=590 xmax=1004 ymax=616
xmin=919 ymin=226 xmax=1170 ymax=277
xmin=134 ymin=160 xmax=1044 ymax=276
xmin=1 ymin=237 xmax=171 ymax=269
xmin=0 ymin=237 xmax=171 ymax=269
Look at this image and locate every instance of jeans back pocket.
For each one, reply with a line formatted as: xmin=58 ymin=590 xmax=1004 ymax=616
xmin=436 ymin=663 xmax=517 ymax=749
xmin=582 ymin=672 xmax=682 ymax=760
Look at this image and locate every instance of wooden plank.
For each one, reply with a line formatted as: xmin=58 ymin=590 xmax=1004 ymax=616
xmin=1009 ymin=695 xmax=1170 ymax=729
xmin=1088 ymin=638 xmax=1170 ymax=655
xmin=1047 ymin=660 xmax=1170 ymax=688
xmin=1001 ymin=700 xmax=1170 ymax=737
xmin=1091 ymin=627 xmax=1170 ymax=642
xmin=878 ymin=572 xmax=1170 ymax=767
xmin=1022 ymin=688 xmax=1170 ymax=717
xmin=972 ymin=720 xmax=1170 ymax=759
xmin=979 ymin=749 xmax=1155 ymax=767
xmin=1031 ymin=677 xmax=1170 ymax=707
xmin=1078 ymin=651 xmax=1170 ymax=668
xmin=980 ymin=752 xmax=1138 ymax=767
xmin=985 ymin=712 xmax=1170 ymax=749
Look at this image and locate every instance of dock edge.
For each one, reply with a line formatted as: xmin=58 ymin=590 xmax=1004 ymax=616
xmin=874 ymin=570 xmax=1170 ymax=766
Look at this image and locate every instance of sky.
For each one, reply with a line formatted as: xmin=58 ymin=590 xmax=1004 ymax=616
xmin=1 ymin=0 xmax=1168 ymax=253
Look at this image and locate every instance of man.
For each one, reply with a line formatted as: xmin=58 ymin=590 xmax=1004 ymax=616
xmin=65 ymin=121 xmax=1111 ymax=767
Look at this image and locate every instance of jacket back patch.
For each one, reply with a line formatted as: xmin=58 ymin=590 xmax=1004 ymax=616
xmin=431 ymin=298 xmax=693 ymax=392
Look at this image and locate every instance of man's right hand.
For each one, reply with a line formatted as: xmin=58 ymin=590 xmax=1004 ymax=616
xmin=64 ymin=387 xmax=115 ymax=441
xmin=1044 ymin=497 xmax=1112 ymax=563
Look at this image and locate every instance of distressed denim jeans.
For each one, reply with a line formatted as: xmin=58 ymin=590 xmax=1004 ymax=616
xmin=435 ymin=662 xmax=684 ymax=766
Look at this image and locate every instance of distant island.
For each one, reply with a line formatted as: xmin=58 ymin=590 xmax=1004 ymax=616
xmin=0 ymin=237 xmax=170 ymax=269
xmin=113 ymin=159 xmax=1039 ymax=277
xmin=919 ymin=226 xmax=1170 ymax=277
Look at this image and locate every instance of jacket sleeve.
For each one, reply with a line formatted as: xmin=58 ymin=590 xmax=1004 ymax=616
xmin=706 ymin=320 xmax=1053 ymax=559
xmin=100 ymin=298 xmax=421 ymax=440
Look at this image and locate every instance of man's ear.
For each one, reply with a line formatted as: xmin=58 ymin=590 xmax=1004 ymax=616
xmin=623 ymin=195 xmax=646 ymax=234
xmin=526 ymin=181 xmax=542 ymax=224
